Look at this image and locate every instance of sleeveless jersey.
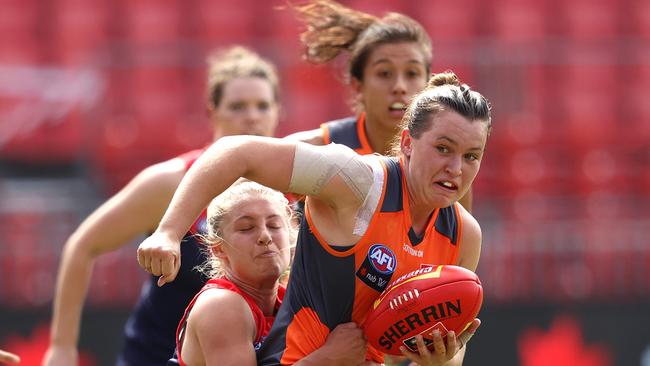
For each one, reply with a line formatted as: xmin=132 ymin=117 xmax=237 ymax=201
xmin=256 ymin=157 xmax=462 ymax=365
xmin=117 ymin=149 xmax=210 ymax=366
xmin=167 ymin=278 xmax=286 ymax=366
xmin=320 ymin=113 xmax=374 ymax=155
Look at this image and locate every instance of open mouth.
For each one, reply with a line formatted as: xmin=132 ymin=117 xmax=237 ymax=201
xmin=389 ymin=102 xmax=407 ymax=112
xmin=435 ymin=181 xmax=458 ymax=191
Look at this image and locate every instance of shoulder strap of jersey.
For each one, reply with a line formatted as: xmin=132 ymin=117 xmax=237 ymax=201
xmin=378 ymin=156 xmax=403 ymax=213
xmin=434 ymin=203 xmax=461 ymax=245
xmin=320 ymin=116 xmax=359 ymax=147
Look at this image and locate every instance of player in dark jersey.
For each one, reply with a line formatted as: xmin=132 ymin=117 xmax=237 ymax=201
xmin=43 ymin=46 xmax=282 ymax=366
xmin=284 ymin=0 xmax=474 ymax=212
xmin=137 ymin=70 xmax=491 ymax=366
xmin=166 ymin=181 xmax=294 ymax=366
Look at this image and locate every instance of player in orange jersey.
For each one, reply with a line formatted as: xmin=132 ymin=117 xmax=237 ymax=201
xmin=137 ymin=70 xmax=489 ymax=366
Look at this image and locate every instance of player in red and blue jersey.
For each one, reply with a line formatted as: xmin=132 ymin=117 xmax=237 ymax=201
xmin=166 ymin=181 xmax=292 ymax=366
xmin=43 ymin=46 xmax=282 ymax=366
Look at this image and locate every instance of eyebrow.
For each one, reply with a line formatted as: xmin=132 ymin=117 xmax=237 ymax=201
xmin=437 ymin=136 xmax=483 ymax=152
xmin=234 ymin=214 xmax=281 ymax=222
xmin=371 ymin=58 xmax=424 ymax=67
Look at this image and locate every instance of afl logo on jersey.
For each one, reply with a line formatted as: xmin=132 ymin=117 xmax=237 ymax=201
xmin=368 ymin=244 xmax=396 ymax=275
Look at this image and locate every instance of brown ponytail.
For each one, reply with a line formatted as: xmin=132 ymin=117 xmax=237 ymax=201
xmin=293 ymin=0 xmax=378 ymax=64
xmin=292 ymin=0 xmax=432 ymax=82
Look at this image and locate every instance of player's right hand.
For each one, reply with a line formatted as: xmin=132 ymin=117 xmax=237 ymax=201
xmin=137 ymin=231 xmax=181 ymax=287
xmin=322 ymin=322 xmax=368 ymax=366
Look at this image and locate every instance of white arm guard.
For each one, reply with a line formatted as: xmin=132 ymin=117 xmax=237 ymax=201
xmin=289 ymin=143 xmax=374 ymax=201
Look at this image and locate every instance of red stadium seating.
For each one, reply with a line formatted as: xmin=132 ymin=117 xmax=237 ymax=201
xmin=281 ymin=62 xmax=349 ymax=136
xmin=53 ymin=0 xmax=108 ymax=65
xmin=560 ymin=64 xmax=619 ymax=148
xmin=632 ymin=0 xmax=650 ymax=40
xmin=0 ymin=0 xmax=41 ymax=64
xmin=489 ymin=0 xmax=548 ymax=44
xmin=561 ymin=0 xmax=619 ymax=41
xmin=195 ymin=0 xmax=256 ymax=44
xmin=123 ymin=0 xmax=184 ymax=45
xmin=0 ymin=0 xmax=39 ymax=39
xmin=130 ymin=67 xmax=187 ymax=121
xmin=625 ymin=65 xmax=650 ymax=145
xmin=409 ymin=0 xmax=480 ymax=42
xmin=0 ymin=105 xmax=84 ymax=164
xmin=349 ymin=0 xmax=407 ymax=15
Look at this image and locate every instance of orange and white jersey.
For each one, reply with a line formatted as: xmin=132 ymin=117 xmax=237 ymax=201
xmin=257 ymin=157 xmax=463 ymax=365
xmin=320 ymin=113 xmax=374 ymax=155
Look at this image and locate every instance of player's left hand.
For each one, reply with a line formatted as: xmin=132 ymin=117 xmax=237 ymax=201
xmin=398 ymin=319 xmax=480 ymax=366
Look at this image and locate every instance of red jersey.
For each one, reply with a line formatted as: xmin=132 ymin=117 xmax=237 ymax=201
xmin=170 ymin=278 xmax=286 ymax=366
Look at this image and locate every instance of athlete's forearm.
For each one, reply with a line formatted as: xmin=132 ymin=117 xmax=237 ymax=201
xmin=49 ymin=240 xmax=95 ymax=347
xmin=158 ymin=136 xmax=294 ymax=240
xmin=157 ymin=139 xmax=247 ymax=241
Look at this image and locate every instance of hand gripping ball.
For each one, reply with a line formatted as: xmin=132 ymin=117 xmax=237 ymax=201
xmin=363 ymin=265 xmax=483 ymax=355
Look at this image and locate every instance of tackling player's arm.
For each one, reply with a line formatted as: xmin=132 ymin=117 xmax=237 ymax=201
xmin=182 ymin=290 xmax=257 ymax=366
xmin=138 ymin=137 xmax=374 ymax=283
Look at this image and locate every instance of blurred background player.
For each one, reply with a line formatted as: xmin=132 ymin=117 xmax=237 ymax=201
xmin=42 ymin=46 xmax=282 ymax=366
xmin=136 ymin=70 xmax=490 ymax=365
xmin=284 ymin=0 xmax=474 ymax=211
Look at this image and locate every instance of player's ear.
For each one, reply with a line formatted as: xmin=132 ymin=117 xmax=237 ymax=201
xmin=211 ymin=242 xmax=227 ymax=258
xmin=400 ymin=129 xmax=413 ymax=158
xmin=350 ymin=77 xmax=362 ymax=94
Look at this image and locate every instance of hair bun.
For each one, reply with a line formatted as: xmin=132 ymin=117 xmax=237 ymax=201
xmin=427 ymin=71 xmax=462 ymax=88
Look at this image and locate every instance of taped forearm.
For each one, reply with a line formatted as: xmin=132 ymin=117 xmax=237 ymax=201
xmin=289 ymin=143 xmax=373 ymax=200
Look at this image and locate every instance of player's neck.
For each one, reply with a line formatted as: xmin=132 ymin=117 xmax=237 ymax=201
xmin=224 ymin=273 xmax=279 ymax=316
xmin=365 ymin=116 xmax=398 ymax=155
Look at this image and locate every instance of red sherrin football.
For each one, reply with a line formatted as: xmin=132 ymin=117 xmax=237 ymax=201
xmin=363 ymin=265 xmax=483 ymax=355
